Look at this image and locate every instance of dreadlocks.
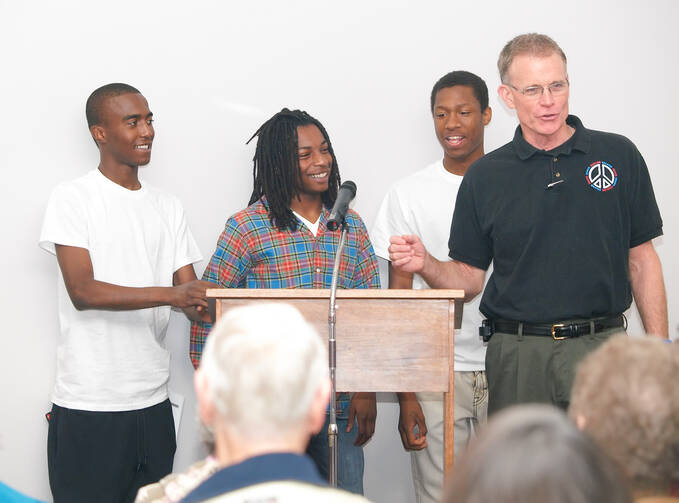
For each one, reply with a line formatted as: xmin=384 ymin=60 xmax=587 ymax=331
xmin=247 ymin=108 xmax=341 ymax=231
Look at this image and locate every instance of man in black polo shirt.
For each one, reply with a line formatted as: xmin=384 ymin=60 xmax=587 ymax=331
xmin=389 ymin=33 xmax=667 ymax=414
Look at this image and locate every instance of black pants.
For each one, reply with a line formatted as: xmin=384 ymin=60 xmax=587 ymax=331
xmin=47 ymin=399 xmax=176 ymax=503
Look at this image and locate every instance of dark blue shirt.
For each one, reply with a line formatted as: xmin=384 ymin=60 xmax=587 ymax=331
xmin=450 ymin=115 xmax=662 ymax=323
xmin=180 ymin=453 xmax=326 ymax=503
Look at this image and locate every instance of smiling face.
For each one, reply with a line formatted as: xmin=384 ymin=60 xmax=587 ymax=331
xmin=498 ymin=52 xmax=571 ymax=150
xmin=433 ymin=85 xmax=491 ymax=174
xmin=93 ymin=93 xmax=154 ymax=168
xmin=295 ymin=124 xmax=332 ymax=197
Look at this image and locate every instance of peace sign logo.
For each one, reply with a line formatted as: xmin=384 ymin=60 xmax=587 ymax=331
xmin=585 ymin=161 xmax=618 ymax=192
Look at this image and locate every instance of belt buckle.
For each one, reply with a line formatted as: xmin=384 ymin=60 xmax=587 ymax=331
xmin=551 ymin=323 xmax=567 ymax=340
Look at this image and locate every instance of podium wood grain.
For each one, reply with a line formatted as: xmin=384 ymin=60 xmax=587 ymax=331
xmin=207 ymin=288 xmax=464 ymax=478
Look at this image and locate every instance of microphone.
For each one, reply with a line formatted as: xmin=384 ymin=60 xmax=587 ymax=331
xmin=327 ymin=181 xmax=357 ymax=231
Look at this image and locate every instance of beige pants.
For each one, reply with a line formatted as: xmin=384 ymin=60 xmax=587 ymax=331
xmin=410 ymin=371 xmax=488 ymax=503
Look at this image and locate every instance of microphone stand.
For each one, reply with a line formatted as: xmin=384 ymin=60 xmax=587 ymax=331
xmin=327 ymin=222 xmax=348 ymax=488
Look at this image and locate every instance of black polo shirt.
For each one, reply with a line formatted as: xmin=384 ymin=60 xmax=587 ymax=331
xmin=449 ymin=115 xmax=662 ymax=323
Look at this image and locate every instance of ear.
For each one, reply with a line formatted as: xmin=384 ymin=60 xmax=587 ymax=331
xmin=195 ymin=368 xmax=216 ymax=427
xmin=90 ymin=125 xmax=106 ymax=145
xmin=482 ymin=106 xmax=492 ymax=126
xmin=498 ymin=84 xmax=516 ymax=110
xmin=309 ymin=377 xmax=331 ymax=435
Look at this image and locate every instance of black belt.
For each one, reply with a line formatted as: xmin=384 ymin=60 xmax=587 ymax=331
xmin=490 ymin=315 xmax=625 ymax=340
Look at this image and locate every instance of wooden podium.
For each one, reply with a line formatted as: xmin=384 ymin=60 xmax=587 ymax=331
xmin=207 ymin=288 xmax=465 ymax=477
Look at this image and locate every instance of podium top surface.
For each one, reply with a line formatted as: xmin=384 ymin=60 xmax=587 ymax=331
xmin=207 ymin=288 xmax=465 ymax=300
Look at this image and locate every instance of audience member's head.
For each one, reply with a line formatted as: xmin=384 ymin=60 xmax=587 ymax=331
xmin=194 ymin=303 xmax=330 ymax=465
xmin=444 ymin=404 xmax=631 ymax=503
xmin=570 ymin=336 xmax=679 ymax=495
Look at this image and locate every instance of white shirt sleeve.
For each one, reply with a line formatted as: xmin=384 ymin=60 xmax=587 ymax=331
xmin=370 ymin=185 xmax=413 ymax=260
xmin=38 ymin=183 xmax=89 ymax=255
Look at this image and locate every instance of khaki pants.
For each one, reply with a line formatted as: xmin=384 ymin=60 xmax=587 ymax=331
xmin=410 ymin=371 xmax=488 ymax=503
xmin=485 ymin=326 xmax=625 ymax=415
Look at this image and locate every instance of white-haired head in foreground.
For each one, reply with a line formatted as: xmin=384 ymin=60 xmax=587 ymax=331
xmin=195 ymin=303 xmax=330 ymax=462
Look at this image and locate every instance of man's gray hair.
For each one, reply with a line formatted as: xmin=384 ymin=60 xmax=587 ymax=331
xmin=569 ymin=336 xmax=679 ymax=490
xmin=444 ymin=405 xmax=631 ymax=503
xmin=498 ymin=33 xmax=567 ymax=84
xmin=200 ymin=303 xmax=328 ymax=441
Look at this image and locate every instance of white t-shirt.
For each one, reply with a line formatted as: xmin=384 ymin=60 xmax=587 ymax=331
xmin=292 ymin=210 xmax=320 ymax=237
xmin=371 ymin=160 xmax=488 ymax=371
xmin=39 ymin=169 xmax=202 ymax=411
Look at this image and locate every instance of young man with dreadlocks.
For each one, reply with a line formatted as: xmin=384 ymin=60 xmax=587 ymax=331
xmin=189 ymin=108 xmax=381 ymax=495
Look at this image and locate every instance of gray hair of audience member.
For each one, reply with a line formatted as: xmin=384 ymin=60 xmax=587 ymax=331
xmin=444 ymin=404 xmax=631 ymax=503
xmin=569 ymin=336 xmax=679 ymax=490
xmin=497 ymin=33 xmax=567 ymax=84
xmin=198 ymin=303 xmax=329 ymax=441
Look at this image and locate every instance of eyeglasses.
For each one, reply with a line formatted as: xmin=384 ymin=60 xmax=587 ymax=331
xmin=508 ymin=79 xmax=569 ymax=98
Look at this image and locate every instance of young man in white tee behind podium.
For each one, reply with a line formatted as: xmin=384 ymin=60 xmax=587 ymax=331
xmin=371 ymin=71 xmax=492 ymax=503
xmin=39 ymin=83 xmax=213 ymax=503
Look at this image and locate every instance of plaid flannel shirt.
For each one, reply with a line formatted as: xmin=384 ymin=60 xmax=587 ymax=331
xmin=190 ymin=197 xmax=381 ymax=368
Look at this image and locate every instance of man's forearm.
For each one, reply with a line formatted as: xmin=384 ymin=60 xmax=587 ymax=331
xmin=632 ymin=275 xmax=668 ymax=338
xmin=419 ymin=253 xmax=449 ymax=288
xmin=67 ymin=279 xmax=176 ymax=311
xmin=629 ymin=242 xmax=668 ymax=338
xmin=420 ymin=254 xmax=484 ymax=300
xmin=55 ymin=243 xmax=187 ymax=311
xmin=397 ymin=392 xmax=418 ymax=404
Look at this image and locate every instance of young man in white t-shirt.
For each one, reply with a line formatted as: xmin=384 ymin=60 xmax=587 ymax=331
xmin=39 ymin=83 xmax=213 ymax=503
xmin=371 ymin=71 xmax=492 ymax=503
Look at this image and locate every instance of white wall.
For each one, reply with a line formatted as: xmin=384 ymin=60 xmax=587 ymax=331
xmin=1 ymin=1 xmax=677 ymax=501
